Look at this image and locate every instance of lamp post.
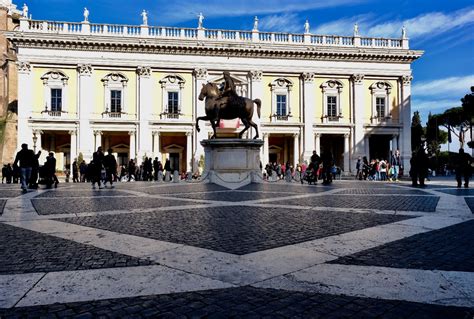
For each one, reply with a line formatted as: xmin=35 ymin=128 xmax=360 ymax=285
xmin=32 ymin=132 xmax=38 ymax=153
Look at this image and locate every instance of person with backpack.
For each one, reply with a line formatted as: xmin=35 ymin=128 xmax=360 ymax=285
xmin=13 ymin=143 xmax=35 ymax=193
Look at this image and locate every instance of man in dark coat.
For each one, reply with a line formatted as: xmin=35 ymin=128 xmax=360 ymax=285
xmin=455 ymin=148 xmax=472 ymax=188
xmin=321 ymin=148 xmax=334 ymax=185
xmin=13 ymin=143 xmax=35 ymax=192
xmin=91 ymin=146 xmax=105 ymax=189
xmin=72 ymin=160 xmax=79 ymax=183
xmin=103 ymin=148 xmax=117 ymax=188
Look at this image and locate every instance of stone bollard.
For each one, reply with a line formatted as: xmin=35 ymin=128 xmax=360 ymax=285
xmin=164 ymin=171 xmax=171 ymax=182
xmin=186 ymin=171 xmax=193 ymax=181
xmin=285 ymin=170 xmax=292 ymax=182
xmin=173 ymin=170 xmax=180 ymax=183
xmin=270 ymin=170 xmax=278 ymax=182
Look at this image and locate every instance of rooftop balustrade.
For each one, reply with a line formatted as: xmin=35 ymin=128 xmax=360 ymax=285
xmin=18 ymin=18 xmax=409 ymax=49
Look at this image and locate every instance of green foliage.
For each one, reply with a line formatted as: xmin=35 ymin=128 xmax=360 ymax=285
xmin=425 ymin=112 xmax=448 ymax=156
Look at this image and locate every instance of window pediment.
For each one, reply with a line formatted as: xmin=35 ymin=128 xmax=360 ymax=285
xmin=370 ymin=81 xmax=391 ymax=94
xmin=270 ymin=78 xmax=293 ymax=90
xmin=101 ymin=73 xmax=129 ymax=87
xmin=159 ymin=74 xmax=186 ymax=89
xmin=41 ymin=70 xmax=69 ymax=85
xmin=320 ymin=80 xmax=343 ymax=93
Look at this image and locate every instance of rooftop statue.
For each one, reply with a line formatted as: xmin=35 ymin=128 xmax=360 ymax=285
xmin=22 ymin=3 xmax=28 ymax=18
xmin=304 ymin=20 xmax=310 ymax=34
xmin=141 ymin=10 xmax=148 ymax=26
xmin=253 ymin=16 xmax=258 ymax=31
xmin=354 ymin=23 xmax=359 ymax=36
xmin=198 ymin=12 xmax=204 ymax=29
xmin=83 ymin=7 xmax=89 ymax=22
xmin=196 ymin=71 xmax=261 ymax=139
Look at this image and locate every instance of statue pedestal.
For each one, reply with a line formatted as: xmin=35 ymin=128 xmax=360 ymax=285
xmin=200 ymin=139 xmax=263 ymax=189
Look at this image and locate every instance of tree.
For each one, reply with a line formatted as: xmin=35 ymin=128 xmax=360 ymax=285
xmin=425 ymin=112 xmax=448 ymax=156
xmin=461 ymin=86 xmax=474 ymax=148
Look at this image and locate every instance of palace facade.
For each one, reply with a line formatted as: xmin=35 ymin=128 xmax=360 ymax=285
xmin=2 ymin=3 xmax=423 ymax=174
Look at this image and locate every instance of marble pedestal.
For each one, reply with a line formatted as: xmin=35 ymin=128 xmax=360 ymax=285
xmin=200 ymin=139 xmax=264 ymax=190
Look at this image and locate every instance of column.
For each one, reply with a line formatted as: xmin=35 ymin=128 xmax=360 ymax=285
xmin=352 ymin=74 xmax=366 ymax=160
xmin=32 ymin=130 xmax=43 ymax=154
xmin=129 ymin=131 xmax=136 ymax=161
xmin=77 ymin=64 xmax=94 ymax=161
xmin=152 ymin=131 xmax=161 ymax=159
xmin=249 ymin=70 xmax=263 ymax=139
xmin=137 ymin=66 xmax=153 ymax=159
xmin=293 ymin=133 xmax=300 ymax=166
xmin=263 ymin=133 xmax=269 ymax=165
xmin=302 ymin=72 xmax=316 ymax=161
xmin=194 ymin=68 xmax=208 ymax=172
xmin=343 ymin=133 xmax=350 ymax=173
xmin=93 ymin=130 xmax=102 ymax=151
xmin=69 ymin=130 xmax=77 ymax=173
xmin=400 ymin=75 xmax=413 ymax=174
xmin=17 ymin=62 xmax=34 ymax=150
xmin=315 ymin=133 xmax=321 ymax=155
xmin=186 ymin=132 xmax=192 ymax=172
xmin=364 ymin=135 xmax=370 ymax=157
xmin=391 ymin=135 xmax=399 ymax=152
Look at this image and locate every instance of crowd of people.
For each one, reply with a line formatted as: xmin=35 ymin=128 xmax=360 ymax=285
xmin=3 ymin=144 xmax=473 ymax=191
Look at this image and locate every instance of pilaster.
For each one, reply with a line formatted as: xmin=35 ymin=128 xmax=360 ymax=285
xmin=343 ymin=133 xmax=350 ymax=173
xmin=17 ymin=61 xmax=33 ymax=150
xmin=194 ymin=68 xmax=208 ymax=172
xmin=400 ymin=75 xmax=413 ymax=173
xmin=69 ymin=129 xmax=77 ymax=173
xmin=129 ymin=130 xmax=136 ymax=161
xmin=302 ymin=72 xmax=316 ymax=161
xmin=77 ymin=64 xmax=93 ymax=161
xmin=186 ymin=132 xmax=192 ymax=173
xmin=352 ymin=74 xmax=366 ymax=161
xmin=137 ymin=66 xmax=153 ymax=160
xmin=249 ymin=70 xmax=263 ymax=140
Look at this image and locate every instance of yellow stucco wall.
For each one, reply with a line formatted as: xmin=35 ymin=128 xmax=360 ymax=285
xmin=262 ymin=76 xmax=300 ymax=122
xmin=33 ymin=67 xmax=77 ymax=114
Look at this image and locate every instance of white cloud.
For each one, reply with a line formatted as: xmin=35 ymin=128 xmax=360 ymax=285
xmin=313 ymin=14 xmax=373 ymax=35
xmin=153 ymin=0 xmax=369 ymax=24
xmin=368 ymin=8 xmax=474 ymax=39
xmin=258 ymin=13 xmax=301 ymax=33
xmin=412 ymin=75 xmax=474 ymax=98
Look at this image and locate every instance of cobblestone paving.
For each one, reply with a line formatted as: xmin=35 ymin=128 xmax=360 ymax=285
xmin=465 ymin=198 xmax=474 ymax=214
xmin=271 ymin=194 xmax=440 ymax=212
xmin=237 ymin=182 xmax=334 ymax=193
xmin=0 ymin=199 xmax=5 ymax=215
xmin=59 ymin=207 xmax=413 ymax=255
xmin=436 ymin=188 xmax=474 ymax=196
xmin=0 ymin=189 xmax=27 ymax=198
xmin=35 ymin=189 xmax=136 ymax=198
xmin=31 ymin=197 xmax=198 ymax=215
xmin=0 ymin=223 xmax=152 ymax=275
xmin=138 ymin=183 xmax=228 ymax=195
xmin=1 ymin=286 xmax=472 ymax=319
xmin=334 ymin=188 xmax=431 ymax=195
xmin=330 ymin=220 xmax=474 ymax=272
xmin=170 ymin=191 xmax=293 ymax=202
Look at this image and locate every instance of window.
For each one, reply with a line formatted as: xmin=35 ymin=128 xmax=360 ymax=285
xmin=276 ymin=94 xmax=287 ymax=116
xmin=327 ymin=96 xmax=337 ymax=119
xmin=50 ymin=88 xmax=62 ymax=112
xmin=270 ymin=78 xmax=292 ymax=121
xmin=376 ymin=97 xmax=386 ymax=118
xmin=167 ymin=91 xmax=179 ymax=114
xmin=320 ymin=80 xmax=343 ymax=123
xmin=110 ymin=90 xmax=122 ymax=113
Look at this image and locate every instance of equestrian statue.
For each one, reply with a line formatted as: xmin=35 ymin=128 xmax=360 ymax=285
xmin=196 ymin=71 xmax=261 ymax=139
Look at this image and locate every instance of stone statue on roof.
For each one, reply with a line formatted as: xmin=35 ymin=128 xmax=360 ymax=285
xmin=198 ymin=12 xmax=204 ymax=29
xmin=253 ymin=16 xmax=258 ymax=31
xmin=304 ymin=20 xmax=310 ymax=34
xmin=141 ymin=10 xmax=148 ymax=26
xmin=354 ymin=23 xmax=359 ymax=36
xmin=402 ymin=25 xmax=407 ymax=38
xmin=83 ymin=7 xmax=89 ymax=22
xmin=22 ymin=3 xmax=28 ymax=18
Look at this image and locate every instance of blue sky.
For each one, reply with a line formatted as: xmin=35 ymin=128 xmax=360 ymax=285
xmin=23 ymin=0 xmax=474 ymax=132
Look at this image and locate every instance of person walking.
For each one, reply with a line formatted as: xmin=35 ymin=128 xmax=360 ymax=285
xmin=72 ymin=159 xmax=79 ymax=183
xmin=128 ymin=159 xmax=136 ymax=182
xmin=29 ymin=151 xmax=41 ymax=189
xmin=13 ymin=143 xmax=35 ymax=193
xmin=455 ymin=148 xmax=472 ymax=188
xmin=2 ymin=164 xmax=7 ymax=183
xmin=91 ymin=146 xmax=105 ymax=189
xmin=390 ymin=150 xmax=402 ymax=181
xmin=79 ymin=160 xmax=87 ymax=182
xmin=103 ymin=148 xmax=117 ymax=188
xmin=45 ymin=152 xmax=59 ymax=188
xmin=321 ymin=148 xmax=334 ymax=185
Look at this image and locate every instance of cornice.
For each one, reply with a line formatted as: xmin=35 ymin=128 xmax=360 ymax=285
xmin=6 ymin=32 xmax=423 ymax=64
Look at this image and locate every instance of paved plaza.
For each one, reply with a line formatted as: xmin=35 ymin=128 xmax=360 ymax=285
xmin=0 ymin=179 xmax=473 ymax=318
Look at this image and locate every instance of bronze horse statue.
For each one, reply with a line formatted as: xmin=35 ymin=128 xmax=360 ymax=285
xmin=196 ymin=82 xmax=261 ymax=139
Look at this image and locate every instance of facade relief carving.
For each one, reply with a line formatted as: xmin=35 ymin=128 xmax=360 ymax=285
xmin=249 ymin=70 xmax=263 ymax=82
xmin=137 ymin=66 xmax=151 ymax=77
xmin=402 ymin=75 xmax=413 ymax=85
xmin=302 ymin=72 xmax=316 ymax=82
xmin=351 ymin=74 xmax=365 ymax=84
xmin=193 ymin=68 xmax=208 ymax=80
xmin=17 ymin=61 xmax=31 ymax=73
xmin=77 ymin=64 xmax=92 ymax=76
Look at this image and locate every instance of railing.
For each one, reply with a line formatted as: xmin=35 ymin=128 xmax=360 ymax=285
xmin=101 ymin=111 xmax=124 ymax=119
xmin=272 ymin=114 xmax=291 ymax=121
xmin=48 ymin=111 xmax=62 ymax=117
xmin=327 ymin=116 xmax=340 ymax=122
xmin=160 ymin=112 xmax=180 ymax=120
xmin=19 ymin=18 xmax=409 ymax=49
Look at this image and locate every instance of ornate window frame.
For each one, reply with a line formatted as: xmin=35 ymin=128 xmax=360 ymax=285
xmin=370 ymin=81 xmax=392 ymax=123
xmin=40 ymin=70 xmax=69 ymax=116
xmin=270 ymin=78 xmax=293 ymax=121
xmin=101 ymin=73 xmax=128 ymax=116
xmin=320 ymin=80 xmax=343 ymax=123
xmin=159 ymin=74 xmax=185 ymax=119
